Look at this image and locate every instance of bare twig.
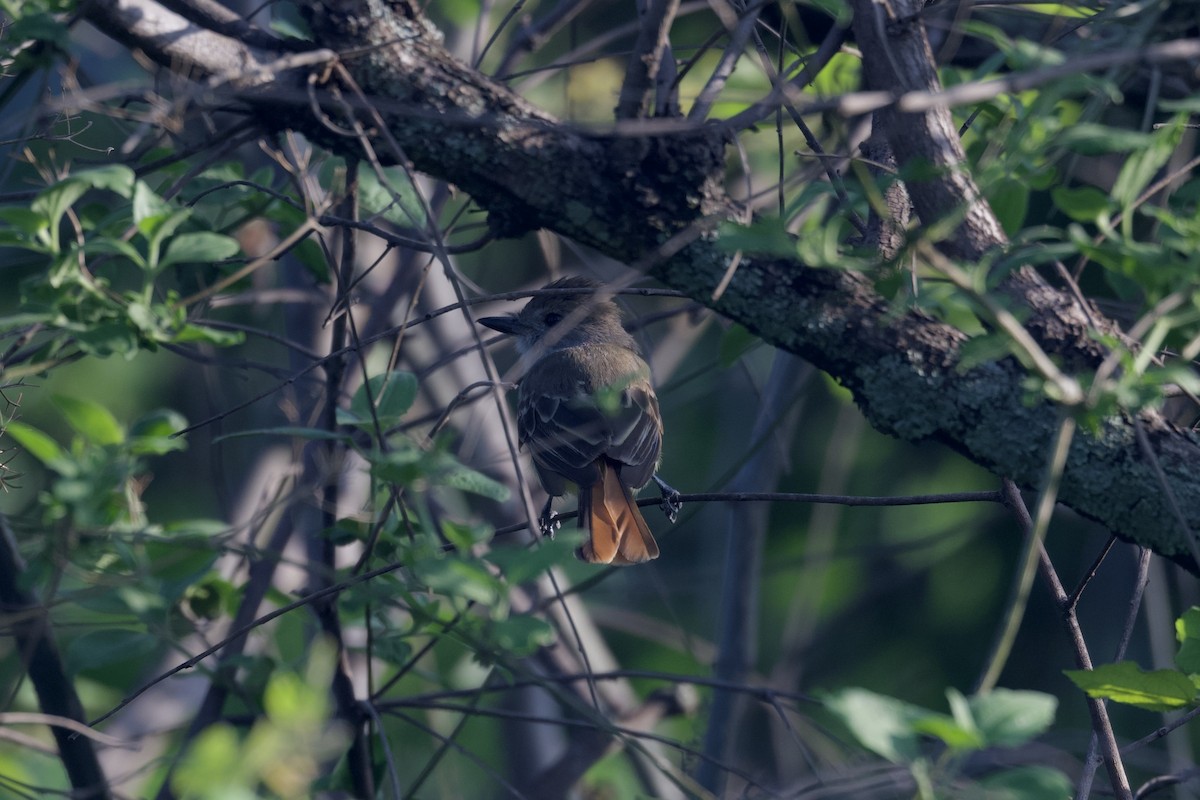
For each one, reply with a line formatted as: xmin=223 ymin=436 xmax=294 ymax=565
xmin=1076 ymin=546 xmax=1153 ymax=798
xmin=689 ymin=0 xmax=769 ymax=120
xmin=998 ymin=481 xmax=1132 ymax=800
xmin=725 ymin=36 xmax=1200 ymax=130
xmin=976 ymin=416 xmax=1076 ymax=694
xmin=494 ymin=0 xmax=599 ymax=78
xmin=614 ymin=0 xmax=680 ymax=120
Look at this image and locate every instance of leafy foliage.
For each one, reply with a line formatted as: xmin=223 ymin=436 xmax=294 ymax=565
xmin=824 ymin=687 xmax=1067 ymax=799
xmin=1065 ymin=607 xmax=1200 ymax=712
xmin=1 ymin=168 xmax=245 ymax=365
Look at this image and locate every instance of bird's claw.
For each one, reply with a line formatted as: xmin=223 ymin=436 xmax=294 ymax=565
xmin=537 ymin=496 xmax=561 ymax=539
xmin=652 ymin=475 xmax=682 ymax=523
xmin=539 ymin=510 xmax=561 ymax=539
xmin=659 ymin=490 xmax=682 ymax=523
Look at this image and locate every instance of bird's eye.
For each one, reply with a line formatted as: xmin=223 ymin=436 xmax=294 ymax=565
xmin=544 ymin=312 xmax=563 ymax=327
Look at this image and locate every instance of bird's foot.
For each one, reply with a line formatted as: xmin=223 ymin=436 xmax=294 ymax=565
xmin=652 ymin=475 xmax=682 ymax=523
xmin=538 ymin=497 xmax=560 ymax=538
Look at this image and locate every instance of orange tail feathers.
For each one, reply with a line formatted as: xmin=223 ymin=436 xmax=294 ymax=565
xmin=576 ymin=460 xmax=660 ymax=565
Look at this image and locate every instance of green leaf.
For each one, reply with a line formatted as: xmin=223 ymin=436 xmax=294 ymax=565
xmin=129 ymin=409 xmax=189 ymax=455
xmin=1051 ymin=185 xmax=1111 ymax=223
xmin=83 ymin=237 xmax=149 ymax=270
xmin=291 ymin=238 xmax=329 ymax=281
xmin=986 ymin=178 xmax=1029 ymax=236
xmin=339 ymin=371 xmax=418 ymax=426
xmin=163 ymin=519 xmax=232 ymax=538
xmin=1145 ymin=366 xmax=1200 ymax=398
xmin=372 ymin=632 xmax=413 ymax=666
xmin=1064 ymin=662 xmax=1197 ymax=711
xmin=31 ymin=178 xmax=89 ymax=252
xmin=968 ymin=689 xmax=1057 ymax=747
xmin=807 ymin=48 xmax=858 ymax=94
xmin=356 ymin=163 xmax=425 ymax=228
xmin=161 ymin=232 xmax=241 ymax=268
xmin=143 ymin=210 xmax=192 ymax=272
xmin=76 ymin=165 xmax=137 ymax=197
xmin=438 ymin=463 xmax=511 ymax=501
xmin=487 ymin=538 xmax=579 ymax=584
xmin=144 ymin=540 xmax=218 ymax=587
xmin=67 ymin=629 xmax=159 ymax=674
xmin=269 ymin=5 xmax=313 ymax=40
xmin=271 ymin=613 xmax=307 ymax=669
xmin=173 ymin=324 xmax=246 ymax=347
xmin=127 ymin=301 xmax=164 ymax=338
xmin=326 ymin=519 xmax=368 ymax=546
xmin=1011 ymin=3 xmax=1094 ymax=18
xmin=31 ymin=179 xmax=89 ymax=226
xmin=264 ymin=670 xmax=328 ymax=724
xmin=412 ymin=556 xmax=503 ymax=606
xmin=716 ymin=218 xmax=796 ymax=258
xmin=367 ymin=445 xmax=425 ymax=484
xmin=1175 ymin=607 xmax=1200 ymax=675
xmin=822 ymin=688 xmax=925 ymax=763
xmin=795 ymin=212 xmax=869 ymax=270
xmin=0 ymin=207 xmax=49 ymax=238
xmin=183 ymin=577 xmax=233 ymax=620
xmin=172 ymin=725 xmax=241 ymax=796
xmin=957 ymin=333 xmax=1015 ymax=372
xmin=482 ymin=614 xmax=555 ymax=656
xmin=946 ymin=685 xmax=973 ymax=728
xmin=132 ymin=180 xmax=173 ymax=229
xmin=53 ymin=395 xmax=125 ymax=445
xmin=1001 ymin=39 xmax=1064 ymax=70
xmin=132 ymin=181 xmax=190 ymax=272
xmin=975 ymin=765 xmax=1073 ymax=799
xmin=75 ymin=321 xmax=139 ymax=357
xmin=4 ymin=421 xmax=66 ymax=465
xmin=1055 ymin=124 xmax=1153 ymax=155
xmin=910 ymin=712 xmax=981 ymax=750
xmin=8 ymin=11 xmax=70 ymax=50
xmin=1111 ymin=119 xmax=1182 ymax=230
xmin=441 ymin=519 xmax=494 ymax=553
xmin=129 ymin=410 xmax=186 ymax=439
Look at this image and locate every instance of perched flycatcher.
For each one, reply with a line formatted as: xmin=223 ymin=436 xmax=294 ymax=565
xmin=480 ymin=277 xmax=663 ymax=565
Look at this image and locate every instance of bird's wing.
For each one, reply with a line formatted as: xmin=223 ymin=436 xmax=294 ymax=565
xmin=520 ymin=389 xmax=610 ymax=489
xmin=603 ymin=380 xmax=662 ymax=490
xmin=518 ymin=347 xmax=663 ymax=492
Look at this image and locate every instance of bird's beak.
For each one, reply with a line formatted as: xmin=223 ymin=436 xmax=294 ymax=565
xmin=478 ymin=315 xmax=524 ymax=336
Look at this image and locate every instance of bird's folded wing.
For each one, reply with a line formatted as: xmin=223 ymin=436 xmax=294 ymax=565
xmin=603 ymin=382 xmax=661 ymax=490
xmin=520 ymin=379 xmax=660 ymax=489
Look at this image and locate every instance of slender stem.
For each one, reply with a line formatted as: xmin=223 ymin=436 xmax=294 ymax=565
xmin=977 ymin=413 xmax=1075 ymax=693
xmin=998 ymin=481 xmax=1132 ymax=800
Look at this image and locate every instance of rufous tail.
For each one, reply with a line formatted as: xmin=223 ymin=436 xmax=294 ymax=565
xmin=576 ymin=460 xmax=660 ymax=565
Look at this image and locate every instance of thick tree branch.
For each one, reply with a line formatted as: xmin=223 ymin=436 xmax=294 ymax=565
xmin=83 ymin=0 xmax=276 ymax=81
xmin=77 ymin=0 xmax=1200 ymax=569
xmin=845 ymin=0 xmax=1116 ymax=370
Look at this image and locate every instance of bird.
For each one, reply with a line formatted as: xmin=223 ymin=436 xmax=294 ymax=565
xmin=479 ymin=276 xmax=672 ymax=565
